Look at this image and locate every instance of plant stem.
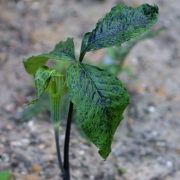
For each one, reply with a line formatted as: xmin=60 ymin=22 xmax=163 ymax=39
xmin=50 ymin=95 xmax=65 ymax=178
xmin=79 ymin=52 xmax=85 ymax=62
xmin=54 ymin=127 xmax=65 ymax=177
xmin=63 ymin=102 xmax=73 ymax=180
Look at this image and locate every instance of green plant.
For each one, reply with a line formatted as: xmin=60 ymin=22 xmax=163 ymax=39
xmin=20 ymin=27 xmax=163 ymax=122
xmin=23 ymin=4 xmax=158 ymax=180
xmin=20 ymin=29 xmax=163 ymax=124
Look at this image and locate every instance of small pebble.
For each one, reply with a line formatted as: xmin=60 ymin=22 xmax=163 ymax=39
xmin=31 ymin=164 xmax=41 ymax=174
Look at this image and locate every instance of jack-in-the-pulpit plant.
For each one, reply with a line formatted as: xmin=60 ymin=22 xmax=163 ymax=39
xmin=23 ymin=3 xmax=158 ymax=180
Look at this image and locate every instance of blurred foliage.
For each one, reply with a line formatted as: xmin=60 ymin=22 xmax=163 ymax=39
xmin=102 ymin=27 xmax=164 ymax=76
xmin=117 ymin=167 xmax=127 ymax=176
xmin=19 ymin=27 xmax=164 ymax=122
xmin=0 ymin=171 xmax=11 ymax=180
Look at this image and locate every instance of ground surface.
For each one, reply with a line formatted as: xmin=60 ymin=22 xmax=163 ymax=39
xmin=0 ymin=0 xmax=180 ymax=180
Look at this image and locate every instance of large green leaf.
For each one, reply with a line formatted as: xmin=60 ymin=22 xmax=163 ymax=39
xmin=66 ymin=62 xmax=129 ymax=159
xmin=80 ymin=4 xmax=158 ymax=60
xmin=24 ymin=38 xmax=75 ymax=75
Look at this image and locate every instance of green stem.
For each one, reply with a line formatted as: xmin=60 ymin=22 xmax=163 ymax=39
xmin=54 ymin=127 xmax=64 ymax=177
xmin=50 ymin=95 xmax=65 ymax=178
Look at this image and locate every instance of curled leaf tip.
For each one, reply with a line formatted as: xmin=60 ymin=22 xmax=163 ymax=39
xmin=142 ymin=4 xmax=159 ymax=14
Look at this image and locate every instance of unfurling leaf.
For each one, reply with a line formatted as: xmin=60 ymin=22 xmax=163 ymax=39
xmin=66 ymin=62 xmax=129 ymax=159
xmin=35 ymin=66 xmax=63 ymax=99
xmin=24 ymin=38 xmax=75 ymax=75
xmin=80 ymin=4 xmax=158 ymax=60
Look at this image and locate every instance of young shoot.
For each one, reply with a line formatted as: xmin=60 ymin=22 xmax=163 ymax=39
xmin=23 ymin=3 xmax=158 ymax=180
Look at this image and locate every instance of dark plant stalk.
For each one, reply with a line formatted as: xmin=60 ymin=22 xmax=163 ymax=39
xmin=79 ymin=52 xmax=85 ymax=62
xmin=63 ymin=53 xmax=83 ymax=180
xmin=63 ymin=102 xmax=73 ymax=180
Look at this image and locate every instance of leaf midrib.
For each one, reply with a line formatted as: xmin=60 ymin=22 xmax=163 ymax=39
xmin=78 ymin=63 xmax=105 ymax=104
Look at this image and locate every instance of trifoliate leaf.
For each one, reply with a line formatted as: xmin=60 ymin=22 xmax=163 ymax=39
xmin=24 ymin=38 xmax=75 ymax=75
xmin=80 ymin=4 xmax=158 ymax=60
xmin=66 ymin=62 xmax=129 ymax=159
